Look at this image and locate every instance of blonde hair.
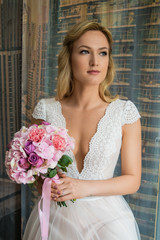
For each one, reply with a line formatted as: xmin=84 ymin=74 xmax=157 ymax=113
xmin=56 ymin=20 xmax=118 ymax=102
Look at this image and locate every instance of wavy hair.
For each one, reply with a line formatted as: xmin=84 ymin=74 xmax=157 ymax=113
xmin=56 ymin=20 xmax=118 ymax=102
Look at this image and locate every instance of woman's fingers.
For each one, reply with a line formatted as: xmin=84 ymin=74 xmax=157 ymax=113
xmin=58 ymin=172 xmax=66 ymax=176
xmin=51 ymin=178 xmax=66 ymax=200
xmin=51 ymin=181 xmax=61 ymax=200
xmin=51 ymin=188 xmax=61 ymax=200
xmin=51 ymin=175 xmax=75 ymax=201
xmin=51 ymin=176 xmax=84 ymax=202
xmin=56 ymin=193 xmax=74 ymax=202
xmin=51 ymin=183 xmax=68 ymax=200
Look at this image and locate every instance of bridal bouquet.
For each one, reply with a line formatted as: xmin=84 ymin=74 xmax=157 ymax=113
xmin=5 ymin=121 xmax=75 ymax=240
xmin=5 ymin=121 xmax=74 ymax=187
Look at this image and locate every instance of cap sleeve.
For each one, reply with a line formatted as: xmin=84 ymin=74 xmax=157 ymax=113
xmin=122 ymin=100 xmax=141 ymax=126
xmin=32 ymin=99 xmax=46 ymax=120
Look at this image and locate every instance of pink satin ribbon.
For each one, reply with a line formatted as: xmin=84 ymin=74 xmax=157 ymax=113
xmin=38 ymin=175 xmax=60 ymax=240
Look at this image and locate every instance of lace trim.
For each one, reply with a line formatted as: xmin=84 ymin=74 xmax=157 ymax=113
xmin=122 ymin=100 xmax=141 ymax=126
xmin=59 ymin=100 xmax=122 ymax=180
xmin=32 ymin=99 xmax=46 ymax=120
xmin=32 ymin=98 xmax=141 ymax=180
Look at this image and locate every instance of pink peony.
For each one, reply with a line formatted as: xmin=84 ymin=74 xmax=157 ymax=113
xmin=34 ymin=141 xmax=55 ymax=160
xmin=8 ymin=167 xmax=16 ymax=182
xmin=6 ymin=150 xmax=22 ymax=164
xmin=11 ymin=138 xmax=23 ymax=150
xmin=14 ymin=127 xmax=28 ymax=139
xmin=28 ymin=128 xmax=46 ymax=142
xmin=11 ymin=150 xmax=22 ymax=158
xmin=45 ymin=125 xmax=57 ymax=134
xmin=12 ymin=170 xmax=35 ymax=184
xmin=52 ymin=135 xmax=66 ymax=151
xmin=52 ymin=151 xmax=63 ymax=162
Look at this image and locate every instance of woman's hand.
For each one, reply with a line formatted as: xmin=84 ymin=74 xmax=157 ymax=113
xmin=51 ymin=173 xmax=86 ymax=202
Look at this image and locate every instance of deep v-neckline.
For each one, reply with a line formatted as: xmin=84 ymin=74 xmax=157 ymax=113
xmin=57 ymin=100 xmax=115 ymax=175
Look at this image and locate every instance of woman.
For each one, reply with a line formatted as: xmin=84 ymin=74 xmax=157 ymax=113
xmin=23 ymin=21 xmax=141 ymax=239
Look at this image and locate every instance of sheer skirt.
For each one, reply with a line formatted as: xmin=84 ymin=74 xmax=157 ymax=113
xmin=23 ymin=195 xmax=141 ymax=240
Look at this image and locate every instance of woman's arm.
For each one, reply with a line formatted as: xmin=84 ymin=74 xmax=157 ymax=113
xmin=52 ymin=119 xmax=141 ymax=201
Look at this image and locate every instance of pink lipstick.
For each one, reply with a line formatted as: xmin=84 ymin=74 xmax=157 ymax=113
xmin=87 ymin=70 xmax=100 ymax=75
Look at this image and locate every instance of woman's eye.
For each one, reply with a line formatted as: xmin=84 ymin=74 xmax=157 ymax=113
xmin=80 ymin=50 xmax=89 ymax=54
xmin=99 ymin=51 xmax=107 ymax=56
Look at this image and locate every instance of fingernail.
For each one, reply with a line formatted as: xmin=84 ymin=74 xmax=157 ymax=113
xmin=57 ymin=191 xmax=61 ymax=195
xmin=53 ymin=186 xmax=57 ymax=189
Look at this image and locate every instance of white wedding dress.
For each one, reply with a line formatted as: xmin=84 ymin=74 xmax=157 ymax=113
xmin=23 ymin=98 xmax=141 ymax=240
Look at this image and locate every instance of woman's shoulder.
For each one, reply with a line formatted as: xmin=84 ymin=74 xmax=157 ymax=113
xmin=38 ymin=97 xmax=56 ymax=105
xmin=32 ymin=97 xmax=58 ymax=120
xmin=110 ymin=99 xmax=141 ymax=126
xmin=112 ymin=98 xmax=139 ymax=110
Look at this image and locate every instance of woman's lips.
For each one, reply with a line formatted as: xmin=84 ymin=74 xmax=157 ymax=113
xmin=87 ymin=70 xmax=100 ymax=75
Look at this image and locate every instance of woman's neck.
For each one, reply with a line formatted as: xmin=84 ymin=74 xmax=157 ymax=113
xmin=63 ymin=84 xmax=104 ymax=110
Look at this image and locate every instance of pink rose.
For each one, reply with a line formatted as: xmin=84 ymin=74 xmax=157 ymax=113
xmin=24 ymin=140 xmax=36 ymax=154
xmin=18 ymin=158 xmax=30 ymax=169
xmin=52 ymin=135 xmax=66 ymax=150
xmin=28 ymin=153 xmax=44 ymax=167
xmin=28 ymin=128 xmax=46 ymax=142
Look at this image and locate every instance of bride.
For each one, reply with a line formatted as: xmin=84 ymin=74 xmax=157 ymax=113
xmin=23 ymin=20 xmax=141 ymax=239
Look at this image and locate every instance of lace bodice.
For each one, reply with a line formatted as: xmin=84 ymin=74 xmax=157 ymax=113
xmin=32 ymin=98 xmax=141 ymax=180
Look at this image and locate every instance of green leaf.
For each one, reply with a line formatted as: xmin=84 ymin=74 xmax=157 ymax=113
xmin=48 ymin=168 xmax=57 ymax=178
xmin=59 ymin=166 xmax=67 ymax=172
xmin=57 ymin=163 xmax=62 ymax=168
xmin=57 ymin=202 xmax=62 ymax=207
xmin=57 ymin=201 xmax=68 ymax=207
xmin=58 ymin=155 xmax=73 ymax=167
xmin=57 ymin=163 xmax=66 ymax=172
xmin=61 ymin=201 xmax=67 ymax=207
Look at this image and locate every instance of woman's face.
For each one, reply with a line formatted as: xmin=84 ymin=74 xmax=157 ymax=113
xmin=71 ymin=30 xmax=110 ymax=87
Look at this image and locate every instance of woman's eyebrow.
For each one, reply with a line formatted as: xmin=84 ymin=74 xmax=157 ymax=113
xmin=78 ymin=45 xmax=108 ymax=50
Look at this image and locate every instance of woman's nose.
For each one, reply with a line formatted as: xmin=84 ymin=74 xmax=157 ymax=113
xmin=89 ymin=53 xmax=98 ymax=66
